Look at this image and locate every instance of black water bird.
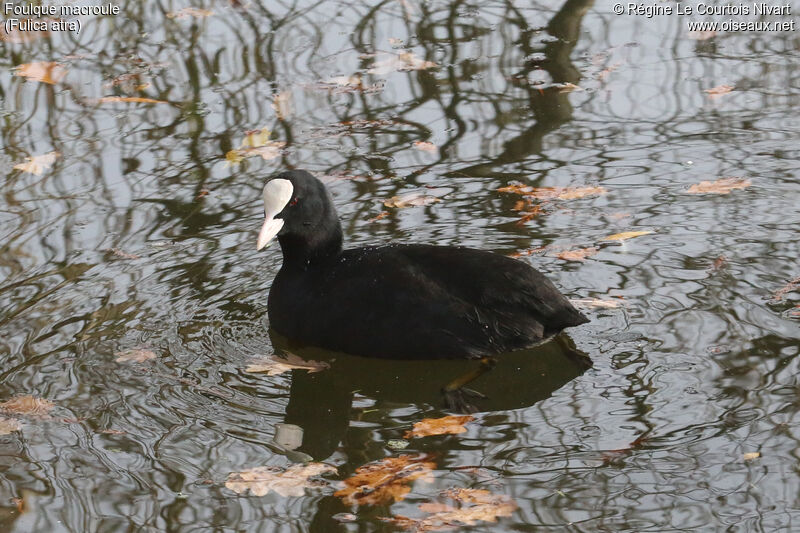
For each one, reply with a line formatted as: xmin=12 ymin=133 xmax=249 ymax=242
xmin=257 ymin=170 xmax=588 ymax=364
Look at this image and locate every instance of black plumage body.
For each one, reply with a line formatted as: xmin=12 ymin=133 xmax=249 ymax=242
xmin=262 ymin=170 xmax=588 ymax=360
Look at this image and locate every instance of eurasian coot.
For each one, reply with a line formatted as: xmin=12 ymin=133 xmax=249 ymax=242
xmin=258 ymin=170 xmax=588 ymax=360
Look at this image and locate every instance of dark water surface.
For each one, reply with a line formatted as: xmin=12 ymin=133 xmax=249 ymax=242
xmin=2 ymin=0 xmax=799 ymax=530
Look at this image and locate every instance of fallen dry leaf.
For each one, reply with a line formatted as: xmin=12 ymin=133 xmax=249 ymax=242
xmin=555 ymin=247 xmax=598 ymax=262
xmin=368 ymin=52 xmax=437 ymax=75
xmin=705 ymin=84 xmax=734 ymax=98
xmin=771 ymin=276 xmax=800 ymax=302
xmin=167 ymin=7 xmax=214 ymax=18
xmin=15 ymin=62 xmax=67 ymax=84
xmin=383 ymin=487 xmax=518 ymax=530
xmin=384 ymin=193 xmax=441 ymax=209
xmin=602 ymin=230 xmax=653 ymax=241
xmin=225 ymin=463 xmax=336 ymax=497
xmin=404 ymin=415 xmax=474 ymax=439
xmin=0 ymin=417 xmax=22 ymax=435
xmin=413 ymin=141 xmax=438 ymax=153
xmin=687 ymin=177 xmax=751 ymax=195
xmin=569 ymin=298 xmax=624 ymax=309
xmin=335 ymin=454 xmax=435 ymax=506
xmin=115 ymin=348 xmax=157 ymax=363
xmin=245 ymin=353 xmax=330 ymax=376
xmin=498 ymin=184 xmax=606 ymax=201
xmin=13 ymin=151 xmax=60 ymax=175
xmin=0 ymin=396 xmax=54 ymax=417
xmin=98 ymin=96 xmax=168 ymax=104
xmin=742 ymin=452 xmax=761 ymax=461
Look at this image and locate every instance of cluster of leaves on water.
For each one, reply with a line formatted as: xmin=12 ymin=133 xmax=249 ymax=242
xmin=225 ymin=128 xmax=285 ymax=164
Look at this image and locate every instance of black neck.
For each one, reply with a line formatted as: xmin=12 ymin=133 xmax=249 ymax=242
xmin=278 ymin=221 xmax=343 ymax=269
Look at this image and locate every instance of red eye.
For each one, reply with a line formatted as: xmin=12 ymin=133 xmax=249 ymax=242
xmin=289 ymin=197 xmax=299 ymax=206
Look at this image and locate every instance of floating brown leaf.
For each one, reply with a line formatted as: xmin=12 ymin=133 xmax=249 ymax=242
xmin=15 ymin=62 xmax=67 ymax=84
xmin=245 ymin=352 xmax=330 ymax=376
xmin=368 ymin=52 xmax=437 ymax=75
xmin=0 ymin=417 xmax=22 ymax=435
xmin=335 ymin=454 xmax=435 ymax=506
xmin=742 ymin=452 xmax=761 ymax=461
xmin=498 ymin=184 xmax=606 ymax=201
xmin=602 ymin=230 xmax=653 ymax=241
xmin=115 ymin=348 xmax=157 ymax=363
xmin=555 ymin=247 xmax=598 ymax=262
xmin=384 ymin=487 xmax=517 ymax=531
xmin=705 ymin=84 xmax=734 ymax=98
xmin=771 ymin=276 xmax=800 ymax=302
xmin=167 ymin=7 xmax=214 ymax=18
xmin=13 ymin=151 xmax=60 ymax=175
xmin=687 ymin=177 xmax=751 ymax=195
xmin=413 ymin=141 xmax=438 ymax=153
xmin=404 ymin=415 xmax=474 ymax=439
xmin=0 ymin=396 xmax=54 ymax=417
xmin=569 ymin=298 xmax=624 ymax=309
xmin=98 ymin=96 xmax=168 ymax=104
xmin=225 ymin=463 xmax=336 ymax=497
xmin=384 ymin=193 xmax=441 ymax=209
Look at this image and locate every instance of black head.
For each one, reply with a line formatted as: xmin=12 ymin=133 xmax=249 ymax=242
xmin=257 ymin=170 xmax=343 ymax=264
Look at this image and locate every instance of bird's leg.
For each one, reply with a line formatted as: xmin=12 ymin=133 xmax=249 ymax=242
xmin=441 ymin=357 xmax=497 ymax=413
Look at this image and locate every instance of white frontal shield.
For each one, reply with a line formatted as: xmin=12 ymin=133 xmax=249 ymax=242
xmin=257 ymin=179 xmax=293 ymax=250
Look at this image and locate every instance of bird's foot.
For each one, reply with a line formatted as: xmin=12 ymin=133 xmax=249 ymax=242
xmin=442 ymin=387 xmax=488 ymax=414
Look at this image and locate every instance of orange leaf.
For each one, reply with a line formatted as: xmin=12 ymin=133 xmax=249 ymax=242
xmin=335 ymin=454 xmax=435 ymax=506
xmin=771 ymin=276 xmax=800 ymax=302
xmin=15 ymin=62 xmax=67 ymax=84
xmin=98 ymin=96 xmax=168 ymax=104
xmin=687 ymin=177 xmax=751 ymax=195
xmin=555 ymin=247 xmax=598 ymax=262
xmin=404 ymin=415 xmax=474 ymax=438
